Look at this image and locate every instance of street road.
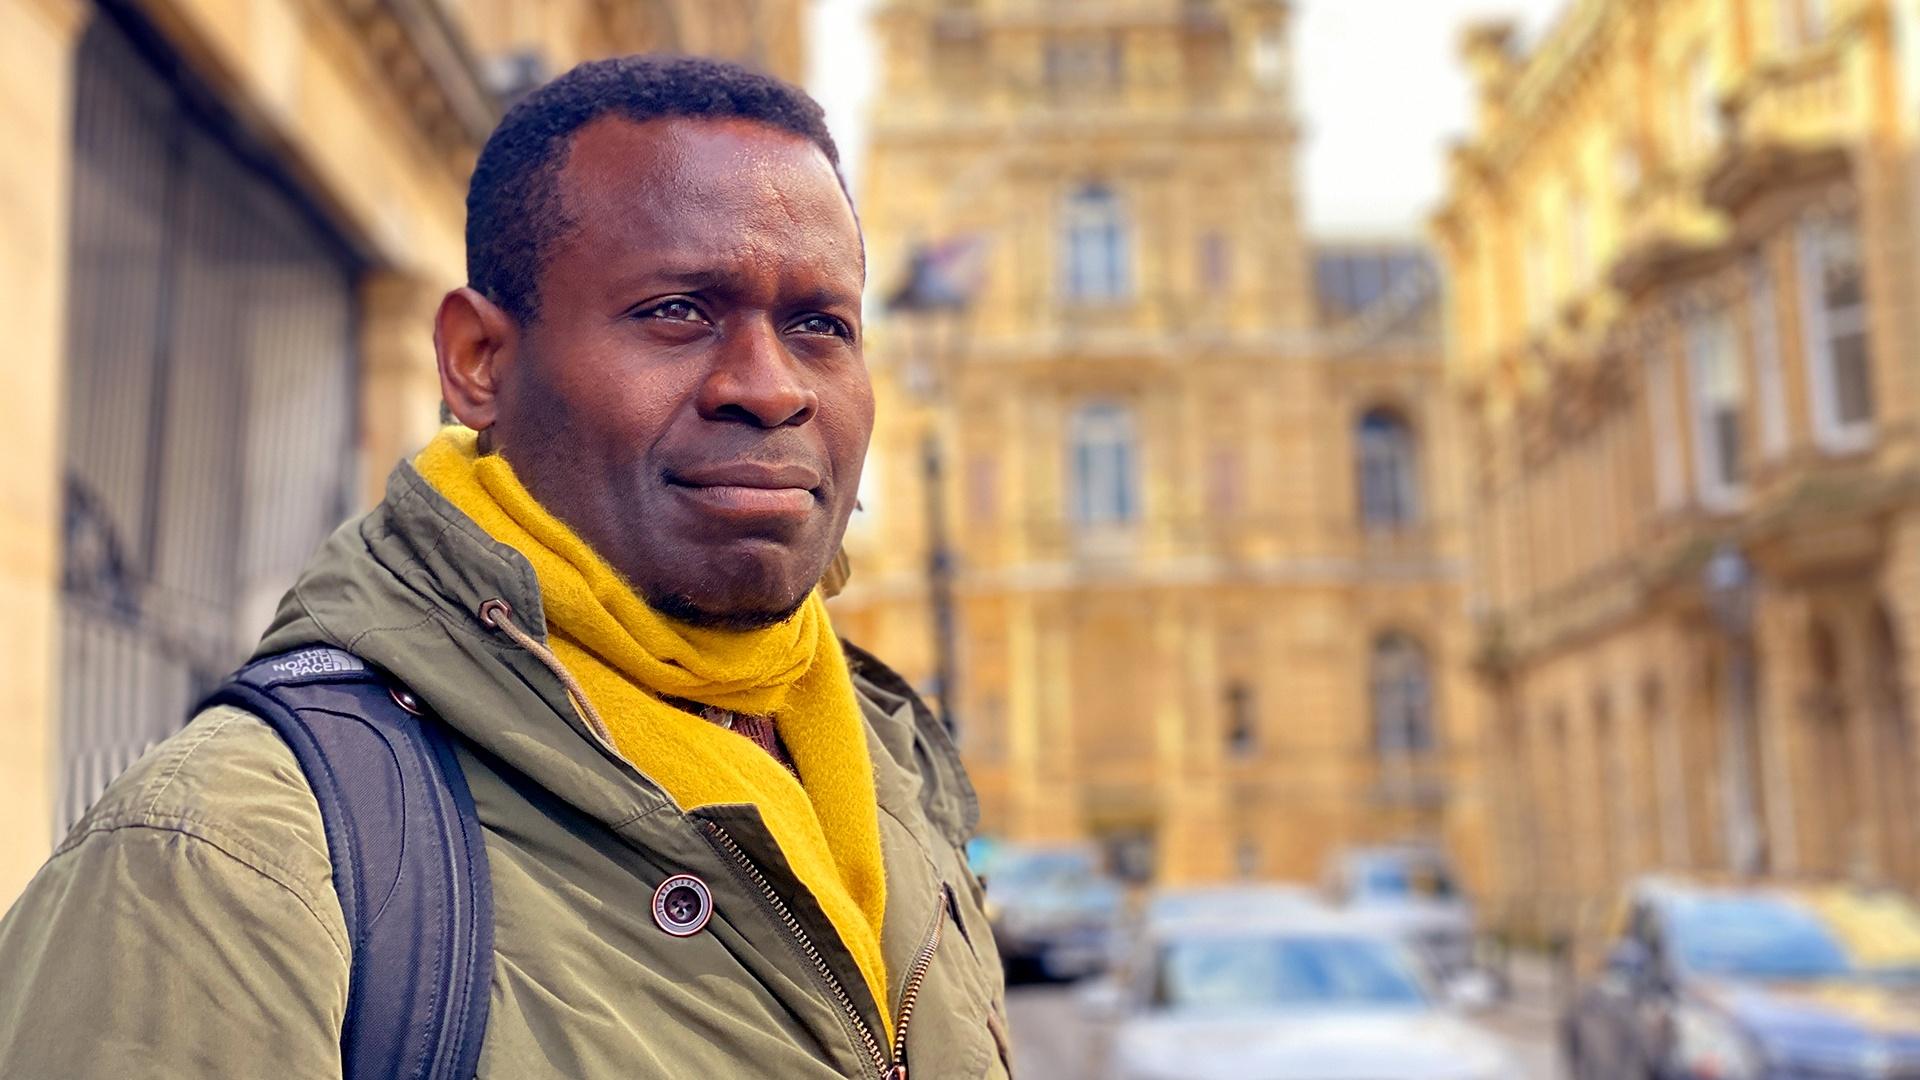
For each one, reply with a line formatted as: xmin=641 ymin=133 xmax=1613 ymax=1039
xmin=1004 ymin=980 xmax=1566 ymax=1079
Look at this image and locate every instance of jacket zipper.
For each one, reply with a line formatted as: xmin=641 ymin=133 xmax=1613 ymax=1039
xmin=888 ymin=888 xmax=948 ymax=1080
xmin=701 ymin=819 xmax=947 ymax=1080
xmin=477 ymin=600 xmax=950 ymax=1078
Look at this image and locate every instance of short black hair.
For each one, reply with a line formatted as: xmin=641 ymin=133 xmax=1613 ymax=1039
xmin=465 ymin=54 xmax=844 ymax=325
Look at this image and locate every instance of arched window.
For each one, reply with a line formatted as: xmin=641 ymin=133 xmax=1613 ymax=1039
xmin=1068 ymin=402 xmax=1137 ymax=527
xmin=1356 ymin=408 xmax=1420 ymax=528
xmin=1062 ymin=183 xmax=1130 ymax=302
xmin=1371 ymin=633 xmax=1434 ymax=756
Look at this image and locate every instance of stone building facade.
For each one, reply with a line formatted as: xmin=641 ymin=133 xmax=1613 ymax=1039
xmin=1433 ymin=0 xmax=1920 ymax=942
xmin=0 ymin=0 xmax=805 ymax=904
xmin=830 ymin=0 xmax=1492 ymax=887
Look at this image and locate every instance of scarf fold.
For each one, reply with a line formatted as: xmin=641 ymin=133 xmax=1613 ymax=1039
xmin=415 ymin=428 xmax=891 ymax=1028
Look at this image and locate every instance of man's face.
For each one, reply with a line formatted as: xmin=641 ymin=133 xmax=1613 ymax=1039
xmin=480 ymin=116 xmax=870 ymax=628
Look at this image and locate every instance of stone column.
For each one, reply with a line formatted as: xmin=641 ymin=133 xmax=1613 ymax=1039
xmin=358 ymin=273 xmax=449 ymax=506
xmin=1753 ymin=588 xmax=1813 ymax=875
xmin=1680 ymin=627 xmax=1728 ymax=869
xmin=1005 ymin=591 xmax=1046 ymax=841
xmin=1646 ymin=626 xmax=1694 ymax=869
xmin=1149 ymin=592 xmax=1187 ymax=870
xmin=1880 ymin=508 xmax=1920 ymax=884
xmin=1155 ymin=602 xmax=1231 ymax=883
xmin=1036 ymin=596 xmax=1079 ymax=841
xmin=1866 ymin=518 xmax=1920 ymax=883
xmin=0 ymin=0 xmax=86 ymax=906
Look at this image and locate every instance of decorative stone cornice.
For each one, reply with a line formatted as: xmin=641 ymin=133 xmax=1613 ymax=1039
xmin=330 ymin=0 xmax=500 ymax=174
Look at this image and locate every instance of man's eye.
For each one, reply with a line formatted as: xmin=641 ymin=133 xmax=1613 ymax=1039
xmin=793 ymin=315 xmax=851 ymax=338
xmin=643 ymin=299 xmax=707 ymax=323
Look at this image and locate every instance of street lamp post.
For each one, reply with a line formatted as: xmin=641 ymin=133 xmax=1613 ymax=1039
xmin=1704 ymin=544 xmax=1766 ymax=877
xmin=886 ymin=239 xmax=980 ymax=738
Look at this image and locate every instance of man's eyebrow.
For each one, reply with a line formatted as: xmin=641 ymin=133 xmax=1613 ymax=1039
xmin=785 ymin=286 xmax=863 ymax=313
xmin=629 ymin=266 xmax=731 ymax=292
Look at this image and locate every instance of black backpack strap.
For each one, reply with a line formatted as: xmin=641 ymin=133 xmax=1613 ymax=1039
xmin=198 ymin=646 xmax=494 ymax=1080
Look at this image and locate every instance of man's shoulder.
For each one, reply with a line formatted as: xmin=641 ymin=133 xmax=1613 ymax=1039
xmin=0 ymin=708 xmax=351 ymax=1079
xmin=61 ymin=705 xmax=336 ymax=922
xmin=842 ymin=640 xmax=981 ymax=846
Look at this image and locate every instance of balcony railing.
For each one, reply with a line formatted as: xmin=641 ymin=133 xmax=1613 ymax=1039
xmin=1609 ymin=163 xmax=1727 ymax=293
xmin=1723 ymin=44 xmax=1852 ymax=153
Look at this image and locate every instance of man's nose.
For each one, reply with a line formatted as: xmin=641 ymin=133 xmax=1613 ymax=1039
xmin=695 ymin=319 xmax=817 ymax=428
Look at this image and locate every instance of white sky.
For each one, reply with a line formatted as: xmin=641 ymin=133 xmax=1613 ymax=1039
xmin=807 ymin=0 xmax=1566 ymax=236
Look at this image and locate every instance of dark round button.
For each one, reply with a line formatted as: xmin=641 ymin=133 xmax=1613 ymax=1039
xmin=388 ymin=686 xmax=425 ymax=716
xmin=652 ymin=874 xmax=714 ymax=937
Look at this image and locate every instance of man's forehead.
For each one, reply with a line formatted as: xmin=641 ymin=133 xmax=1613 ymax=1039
xmin=548 ymin=115 xmax=863 ymax=285
xmin=557 ymin=116 xmax=851 ymax=231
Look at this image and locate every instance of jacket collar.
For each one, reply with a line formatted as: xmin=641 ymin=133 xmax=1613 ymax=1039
xmin=258 ymin=458 xmax=673 ymax=830
xmin=255 ymin=458 xmax=975 ymax=846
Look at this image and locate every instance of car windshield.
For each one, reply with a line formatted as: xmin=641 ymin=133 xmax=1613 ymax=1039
xmin=1148 ymin=889 xmax=1315 ymax=924
xmin=1808 ymin=891 xmax=1920 ymax=985
xmin=1154 ymin=934 xmax=1431 ymax=1012
xmin=1669 ymin=895 xmax=1853 ymax=980
xmin=1357 ymin=861 xmax=1458 ymax=901
xmin=991 ymin=850 xmax=1097 ymax=892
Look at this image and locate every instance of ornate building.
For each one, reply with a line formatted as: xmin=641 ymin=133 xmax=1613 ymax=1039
xmin=0 ymin=0 xmax=806 ymax=903
xmin=830 ymin=0 xmax=1491 ymax=887
xmin=1433 ymin=0 xmax=1920 ymax=942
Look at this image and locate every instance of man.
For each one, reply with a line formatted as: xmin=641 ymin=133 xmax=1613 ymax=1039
xmin=0 ymin=56 xmax=1009 ymax=1079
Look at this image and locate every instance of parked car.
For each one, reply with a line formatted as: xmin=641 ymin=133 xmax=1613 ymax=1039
xmin=1141 ymin=882 xmax=1325 ymax=929
xmin=1565 ymin=876 xmax=1920 ymax=1079
xmin=1111 ymin=882 xmax=1329 ymax=976
xmin=982 ymin=842 xmax=1123 ymax=981
xmin=1098 ymin=909 xmax=1514 ymax=1080
xmin=1324 ymin=844 xmax=1480 ymax=980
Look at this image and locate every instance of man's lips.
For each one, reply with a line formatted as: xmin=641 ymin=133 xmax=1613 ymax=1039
xmin=664 ymin=462 xmax=822 ymax=519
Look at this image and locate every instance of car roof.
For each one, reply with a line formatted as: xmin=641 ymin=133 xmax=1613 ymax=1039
xmin=1150 ymin=883 xmax=1319 ymax=902
xmin=1146 ymin=906 xmax=1404 ymax=943
xmin=991 ymin=842 xmax=1100 ymax=860
xmin=1628 ymin=873 xmax=1894 ymax=906
xmin=1337 ymin=845 xmax=1451 ymax=867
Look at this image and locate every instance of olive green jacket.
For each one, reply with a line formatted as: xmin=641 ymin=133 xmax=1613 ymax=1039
xmin=0 ymin=461 xmax=1011 ymax=1079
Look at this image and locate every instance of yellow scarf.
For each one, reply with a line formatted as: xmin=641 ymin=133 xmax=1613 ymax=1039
xmin=416 ymin=428 xmax=891 ymax=1027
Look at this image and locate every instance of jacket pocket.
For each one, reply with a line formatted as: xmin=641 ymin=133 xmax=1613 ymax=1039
xmin=985 ymin=1008 xmax=1014 ymax=1079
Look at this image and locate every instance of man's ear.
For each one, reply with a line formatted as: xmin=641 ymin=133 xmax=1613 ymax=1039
xmin=434 ymin=286 xmax=519 ymax=432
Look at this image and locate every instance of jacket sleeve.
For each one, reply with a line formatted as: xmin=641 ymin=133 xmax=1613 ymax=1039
xmin=0 ymin=708 xmax=350 ymax=1079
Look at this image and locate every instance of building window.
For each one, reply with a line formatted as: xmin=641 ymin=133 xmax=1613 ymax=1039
xmin=1372 ymin=633 xmax=1435 ymax=756
xmin=1207 ymin=444 xmax=1241 ymax=516
xmin=1069 ymin=402 xmax=1138 ymax=527
xmin=1225 ymin=680 xmax=1257 ymax=757
xmin=1061 ymin=184 xmax=1130 ymax=303
xmin=1357 ymin=408 xmax=1420 ymax=529
xmin=1750 ymin=259 xmax=1789 ymax=459
xmin=1567 ymin=191 xmax=1593 ymax=289
xmin=1798 ymin=213 xmax=1874 ymax=450
xmin=1524 ymin=232 xmax=1551 ymax=328
xmin=1199 ymin=231 xmax=1231 ymax=292
xmin=1044 ymin=35 xmax=1123 ymax=95
xmin=1648 ymin=346 xmax=1687 ymax=508
xmin=1251 ymin=25 xmax=1287 ymax=89
xmin=1614 ymin=138 xmax=1643 ymax=193
xmin=1673 ymin=47 xmax=1719 ymax=159
xmin=966 ymin=454 xmax=997 ymax=522
xmin=1778 ymin=0 xmax=1828 ymax=49
xmin=1686 ymin=305 xmax=1745 ymax=507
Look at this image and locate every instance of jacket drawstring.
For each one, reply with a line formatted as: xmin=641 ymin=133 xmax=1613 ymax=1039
xmin=477 ymin=597 xmax=619 ymax=750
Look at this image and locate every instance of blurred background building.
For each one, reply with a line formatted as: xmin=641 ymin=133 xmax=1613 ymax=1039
xmin=1433 ymin=0 xmax=1920 ymax=946
xmin=827 ymin=0 xmax=1494 ymax=889
xmin=0 ymin=0 xmax=804 ymax=902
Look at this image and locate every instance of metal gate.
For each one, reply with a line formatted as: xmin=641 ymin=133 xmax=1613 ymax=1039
xmin=57 ymin=15 xmax=360 ymax=832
